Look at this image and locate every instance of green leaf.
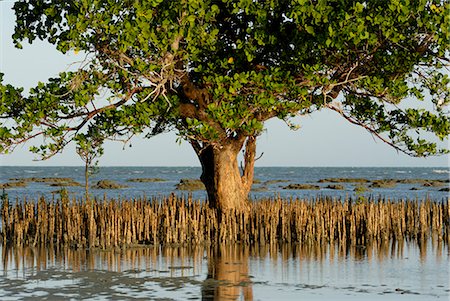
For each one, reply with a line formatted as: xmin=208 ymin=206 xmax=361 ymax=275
xmin=305 ymin=25 xmax=314 ymax=35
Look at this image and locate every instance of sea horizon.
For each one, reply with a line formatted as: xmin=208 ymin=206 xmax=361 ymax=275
xmin=1 ymin=164 xmax=449 ymax=168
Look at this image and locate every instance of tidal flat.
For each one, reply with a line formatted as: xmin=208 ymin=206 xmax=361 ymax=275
xmin=0 ymin=240 xmax=447 ymax=300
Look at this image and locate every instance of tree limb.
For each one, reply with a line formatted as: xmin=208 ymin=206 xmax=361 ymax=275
xmin=327 ymin=104 xmax=412 ymax=156
xmin=241 ymin=136 xmax=256 ymax=191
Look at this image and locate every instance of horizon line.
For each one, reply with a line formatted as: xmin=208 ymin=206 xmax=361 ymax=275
xmin=1 ymin=165 xmax=448 ymax=168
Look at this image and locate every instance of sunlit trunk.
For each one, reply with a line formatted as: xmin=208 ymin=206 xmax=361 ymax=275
xmin=193 ymin=137 xmax=256 ymax=213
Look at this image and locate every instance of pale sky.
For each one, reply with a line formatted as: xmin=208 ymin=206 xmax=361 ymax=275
xmin=0 ymin=2 xmax=448 ymax=167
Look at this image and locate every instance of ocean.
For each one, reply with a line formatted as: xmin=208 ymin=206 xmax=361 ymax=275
xmin=0 ymin=166 xmax=449 ymax=201
xmin=0 ymin=166 xmax=448 ymax=300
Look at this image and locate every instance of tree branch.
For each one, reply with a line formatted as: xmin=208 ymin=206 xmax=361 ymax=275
xmin=65 ymin=86 xmax=142 ymax=130
xmin=241 ymin=136 xmax=257 ymax=191
xmin=327 ymin=104 xmax=412 ymax=156
xmin=179 ymin=73 xmax=211 ymax=109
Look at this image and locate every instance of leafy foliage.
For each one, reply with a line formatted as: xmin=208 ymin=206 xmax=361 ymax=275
xmin=75 ymin=132 xmax=104 ymax=177
xmin=1 ymin=0 xmax=449 ymax=158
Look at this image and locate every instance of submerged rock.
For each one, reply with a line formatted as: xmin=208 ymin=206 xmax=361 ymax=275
xmin=21 ymin=177 xmax=77 ymax=183
xmin=370 ymin=180 xmax=397 ymax=189
xmin=8 ymin=177 xmax=82 ymax=187
xmin=4 ymin=177 xmax=83 ymax=188
xmin=439 ymin=187 xmax=449 ymax=192
xmin=176 ymin=179 xmax=205 ymax=191
xmin=397 ymin=179 xmax=428 ymax=184
xmin=423 ymin=181 xmax=445 ymax=187
xmin=93 ymin=180 xmax=128 ymax=189
xmin=8 ymin=178 xmax=34 ymax=182
xmin=0 ymin=181 xmax=28 ymax=189
xmin=49 ymin=181 xmax=82 ymax=187
xmin=283 ymin=184 xmax=320 ymax=190
xmin=318 ymin=178 xmax=369 ymax=183
xmin=265 ymin=179 xmax=289 ymax=185
xmin=127 ymin=178 xmax=167 ymax=182
xmin=325 ymin=184 xmax=345 ymax=190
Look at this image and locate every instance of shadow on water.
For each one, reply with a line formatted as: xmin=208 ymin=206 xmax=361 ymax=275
xmin=0 ymin=239 xmax=448 ymax=300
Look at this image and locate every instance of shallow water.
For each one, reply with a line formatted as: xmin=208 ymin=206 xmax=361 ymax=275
xmin=1 ymin=166 xmax=449 ymax=201
xmin=1 ymin=166 xmax=448 ymax=300
xmin=0 ymin=240 xmax=447 ymax=300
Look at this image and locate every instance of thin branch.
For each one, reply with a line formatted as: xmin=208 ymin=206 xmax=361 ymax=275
xmin=63 ymin=86 xmax=142 ymax=121
xmin=255 ymin=152 xmax=264 ymax=161
xmin=12 ymin=131 xmax=45 ymax=146
xmin=327 ymin=104 xmax=412 ymax=156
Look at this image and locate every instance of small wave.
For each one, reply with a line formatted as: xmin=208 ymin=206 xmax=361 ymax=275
xmin=24 ymin=170 xmax=39 ymax=174
xmin=395 ymin=170 xmax=409 ymax=174
xmin=132 ymin=171 xmax=144 ymax=174
xmin=432 ymin=169 xmax=450 ymax=174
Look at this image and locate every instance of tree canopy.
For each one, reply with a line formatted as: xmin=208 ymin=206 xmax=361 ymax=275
xmin=1 ymin=0 xmax=449 ymax=209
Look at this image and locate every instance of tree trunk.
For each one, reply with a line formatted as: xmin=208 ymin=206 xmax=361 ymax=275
xmin=192 ymin=137 xmax=256 ymax=213
xmin=84 ymin=162 xmax=89 ymax=201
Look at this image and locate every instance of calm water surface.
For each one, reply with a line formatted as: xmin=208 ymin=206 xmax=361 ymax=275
xmin=0 ymin=240 xmax=447 ymax=300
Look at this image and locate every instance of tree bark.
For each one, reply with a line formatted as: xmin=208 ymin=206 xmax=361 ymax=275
xmin=192 ymin=137 xmax=256 ymax=213
xmin=84 ymin=163 xmax=89 ymax=201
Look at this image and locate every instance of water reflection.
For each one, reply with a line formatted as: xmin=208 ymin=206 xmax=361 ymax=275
xmin=0 ymin=240 xmax=448 ymax=300
xmin=202 ymin=244 xmax=253 ymax=301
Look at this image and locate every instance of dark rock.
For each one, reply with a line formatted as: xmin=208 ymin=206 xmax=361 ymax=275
xmin=264 ymin=179 xmax=289 ymax=185
xmin=410 ymin=187 xmax=420 ymax=191
xmin=127 ymin=178 xmax=166 ymax=182
xmin=93 ymin=180 xmax=128 ymax=189
xmin=318 ymin=178 xmax=369 ymax=183
xmin=49 ymin=181 xmax=82 ymax=187
xmin=176 ymin=179 xmax=205 ymax=191
xmin=439 ymin=187 xmax=450 ymax=192
xmin=325 ymin=184 xmax=345 ymax=190
xmin=8 ymin=178 xmax=34 ymax=182
xmin=370 ymin=180 xmax=397 ymax=188
xmin=396 ymin=179 xmax=447 ymax=186
xmin=9 ymin=177 xmax=80 ymax=184
xmin=396 ymin=179 xmax=427 ymax=184
xmin=283 ymin=184 xmax=320 ymax=190
xmin=423 ymin=181 xmax=445 ymax=187
xmin=33 ymin=177 xmax=77 ymax=183
xmin=0 ymin=181 xmax=28 ymax=189
xmin=2 ymin=178 xmax=82 ymax=188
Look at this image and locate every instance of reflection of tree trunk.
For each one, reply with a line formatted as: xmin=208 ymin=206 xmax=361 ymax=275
xmin=202 ymin=244 xmax=253 ymax=301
